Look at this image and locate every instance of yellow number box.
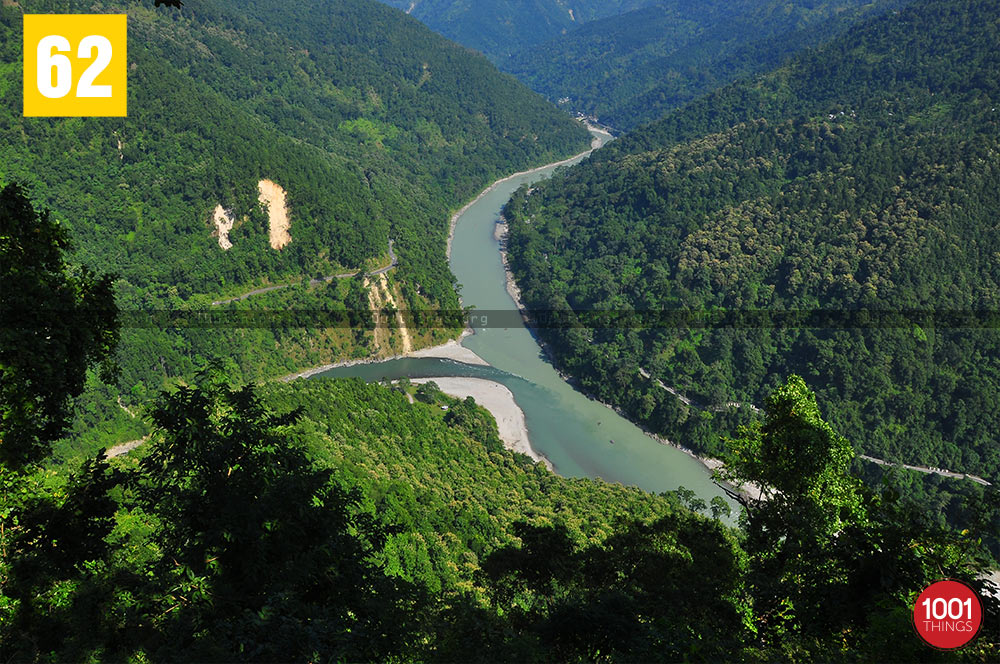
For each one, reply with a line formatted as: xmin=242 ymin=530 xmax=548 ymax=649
xmin=23 ymin=14 xmax=127 ymax=117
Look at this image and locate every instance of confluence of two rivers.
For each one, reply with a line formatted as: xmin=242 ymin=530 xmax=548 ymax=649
xmin=318 ymin=129 xmax=730 ymax=507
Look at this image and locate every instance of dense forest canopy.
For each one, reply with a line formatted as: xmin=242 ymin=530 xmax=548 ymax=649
xmin=504 ymin=0 xmax=1000 ymax=535
xmin=505 ymin=0 xmax=910 ymax=131
xmin=0 ymin=0 xmax=589 ymax=450
xmin=2 ymin=208 xmax=995 ymax=658
xmin=2 ymin=0 xmax=587 ymax=301
xmin=374 ymin=0 xmax=664 ymax=61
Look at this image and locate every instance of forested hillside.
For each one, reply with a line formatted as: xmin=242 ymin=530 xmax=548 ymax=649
xmin=4 ymin=193 xmax=997 ymax=659
xmin=374 ymin=0 xmax=663 ymax=61
xmin=2 ymin=0 xmax=586 ymax=301
xmin=506 ymin=0 xmax=908 ymax=130
xmin=7 ymin=371 xmax=998 ymax=660
xmin=0 ymin=0 xmax=589 ymax=443
xmin=505 ymin=0 xmax=1000 ymax=497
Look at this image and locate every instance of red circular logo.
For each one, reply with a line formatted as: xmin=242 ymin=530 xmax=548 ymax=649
xmin=913 ymin=579 xmax=983 ymax=650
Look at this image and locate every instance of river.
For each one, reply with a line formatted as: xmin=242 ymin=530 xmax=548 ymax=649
xmin=315 ymin=129 xmax=731 ymax=506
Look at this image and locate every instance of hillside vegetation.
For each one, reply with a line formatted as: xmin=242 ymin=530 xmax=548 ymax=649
xmin=0 ymin=0 xmax=589 ymax=449
xmin=505 ymin=0 xmax=1000 ymax=510
xmin=2 ymin=0 xmax=586 ymax=301
xmin=375 ymin=0 xmax=663 ymax=60
xmin=4 ymin=149 xmax=998 ymax=663
xmin=5 ymin=368 xmax=996 ymax=660
xmin=506 ymin=0 xmax=909 ymax=130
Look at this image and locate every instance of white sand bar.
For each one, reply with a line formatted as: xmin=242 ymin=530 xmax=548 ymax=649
xmin=406 ymin=338 xmax=489 ymax=365
xmin=412 ymin=377 xmax=551 ymax=469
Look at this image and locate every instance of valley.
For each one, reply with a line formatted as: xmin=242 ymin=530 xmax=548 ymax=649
xmin=315 ymin=128 xmax=730 ymax=505
xmin=2 ymin=0 xmax=998 ymax=660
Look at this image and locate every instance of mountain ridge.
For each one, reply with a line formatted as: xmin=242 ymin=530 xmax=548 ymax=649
xmin=505 ymin=0 xmax=1000 ymax=487
xmin=0 ymin=0 xmax=589 ymax=450
xmin=505 ymin=0 xmax=911 ymax=130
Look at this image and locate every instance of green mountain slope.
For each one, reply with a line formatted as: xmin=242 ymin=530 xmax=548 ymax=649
xmin=505 ymin=0 xmax=1000 ymax=484
xmin=3 ymin=192 xmax=996 ymax=659
xmin=505 ymin=0 xmax=908 ymax=131
xmin=0 ymin=0 xmax=589 ymax=435
xmin=2 ymin=0 xmax=587 ymax=302
xmin=374 ymin=0 xmax=663 ymax=60
xmin=265 ymin=378 xmax=693 ymax=589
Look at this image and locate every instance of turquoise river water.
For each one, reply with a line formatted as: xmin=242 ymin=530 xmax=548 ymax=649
xmin=315 ymin=131 xmax=730 ymax=506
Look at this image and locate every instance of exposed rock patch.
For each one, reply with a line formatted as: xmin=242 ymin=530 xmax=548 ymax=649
xmin=379 ymin=273 xmax=412 ymax=353
xmin=258 ymin=179 xmax=291 ymax=250
xmin=212 ymin=204 xmax=236 ymax=250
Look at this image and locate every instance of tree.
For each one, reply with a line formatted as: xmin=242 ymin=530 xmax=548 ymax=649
xmin=0 ymin=183 xmax=119 ymax=469
xmin=2 ymin=368 xmax=428 ymax=661
xmin=414 ymin=380 xmax=441 ymax=404
xmin=470 ymin=515 xmax=749 ymax=661
xmin=716 ymin=376 xmax=998 ymax=657
xmin=132 ymin=368 xmax=422 ymax=660
xmin=710 ymin=495 xmax=731 ymax=520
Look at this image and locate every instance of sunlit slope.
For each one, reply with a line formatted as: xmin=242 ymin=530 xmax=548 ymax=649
xmin=505 ymin=0 xmax=1000 ymax=482
xmin=0 ymin=0 xmax=589 ymax=305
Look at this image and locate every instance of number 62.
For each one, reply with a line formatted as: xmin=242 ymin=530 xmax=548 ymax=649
xmin=37 ymin=34 xmax=113 ymax=99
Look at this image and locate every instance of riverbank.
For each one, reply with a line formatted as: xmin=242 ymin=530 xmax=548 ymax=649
xmin=406 ymin=338 xmax=489 ymax=366
xmin=287 ymin=136 xmax=606 ymax=381
xmin=411 ymin=377 xmax=552 ymax=470
xmin=493 ymin=168 xmax=750 ymax=491
xmin=288 ymin=125 xmax=613 ymax=381
xmin=446 ymin=124 xmax=609 ymax=261
xmin=315 ymin=132 xmax=731 ymax=504
xmin=282 ymin=330 xmax=489 ymax=381
xmin=495 ymin=219 xmax=526 ymax=313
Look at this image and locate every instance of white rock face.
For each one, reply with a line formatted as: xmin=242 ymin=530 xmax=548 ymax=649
xmin=213 ymin=205 xmax=235 ymax=250
xmin=258 ymin=179 xmax=291 ymax=250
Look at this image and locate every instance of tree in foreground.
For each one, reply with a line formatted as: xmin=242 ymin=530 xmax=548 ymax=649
xmin=0 ymin=183 xmax=120 ymax=658
xmin=0 ymin=183 xmax=118 ymax=470
xmin=717 ymin=375 xmax=999 ymax=660
xmin=2 ymin=369 xmax=424 ymax=661
xmin=133 ymin=369 xmax=422 ymax=660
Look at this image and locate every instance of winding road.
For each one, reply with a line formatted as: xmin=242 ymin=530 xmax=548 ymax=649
xmin=211 ymin=239 xmax=397 ymax=306
xmin=639 ymin=368 xmax=991 ymax=487
xmin=859 ymin=455 xmax=992 ymax=487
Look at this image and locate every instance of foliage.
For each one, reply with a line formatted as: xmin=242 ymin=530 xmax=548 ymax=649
xmin=506 ymin=0 xmax=908 ymax=130
xmin=447 ymin=516 xmax=749 ymax=662
xmin=2 ymin=373 xmax=423 ymax=661
xmin=0 ymin=184 xmax=118 ymax=469
xmin=504 ymin=0 xmax=1000 ymax=523
xmin=717 ymin=376 xmax=998 ymax=660
xmin=3 ymin=366 xmax=998 ymax=660
xmin=263 ymin=376 xmax=687 ymax=594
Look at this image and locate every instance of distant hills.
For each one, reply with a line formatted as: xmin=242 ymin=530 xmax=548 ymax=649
xmin=378 ymin=1 xmax=908 ymax=131
xmin=505 ymin=0 xmax=1000 ymax=487
xmin=374 ymin=0 xmax=664 ymax=60
xmin=506 ymin=0 xmax=910 ymax=130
